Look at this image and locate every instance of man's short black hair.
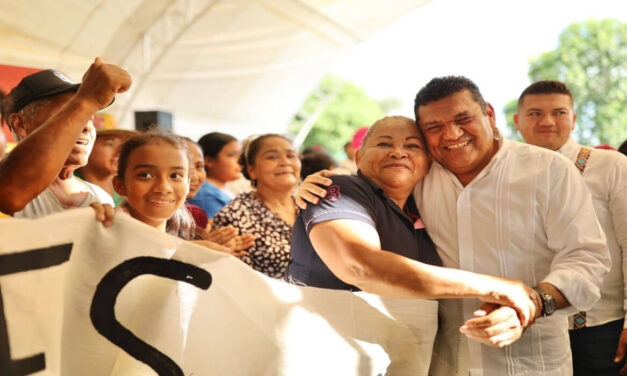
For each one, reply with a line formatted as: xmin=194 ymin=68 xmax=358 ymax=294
xmin=517 ymin=80 xmax=574 ymax=109
xmin=413 ymin=76 xmax=487 ymax=124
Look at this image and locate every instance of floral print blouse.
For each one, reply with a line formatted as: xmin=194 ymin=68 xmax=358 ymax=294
xmin=213 ymin=191 xmax=296 ymax=278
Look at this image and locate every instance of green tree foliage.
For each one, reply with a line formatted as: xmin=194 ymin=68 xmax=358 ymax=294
xmin=504 ymin=18 xmax=627 ymax=146
xmin=289 ymin=76 xmax=395 ymax=158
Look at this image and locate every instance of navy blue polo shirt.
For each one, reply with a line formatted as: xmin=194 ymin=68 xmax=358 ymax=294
xmin=288 ymin=172 xmax=442 ymax=291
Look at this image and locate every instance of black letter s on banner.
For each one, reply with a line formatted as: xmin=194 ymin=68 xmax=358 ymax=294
xmin=90 ymin=256 xmax=212 ymax=376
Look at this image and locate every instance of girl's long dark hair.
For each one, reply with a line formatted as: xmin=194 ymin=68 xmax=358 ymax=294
xmin=117 ymin=131 xmax=196 ymax=240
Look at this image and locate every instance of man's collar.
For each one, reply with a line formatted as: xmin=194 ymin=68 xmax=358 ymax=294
xmin=490 ymin=128 xmax=506 ymax=161
xmin=434 ymin=129 xmax=509 ymax=188
xmin=476 ymin=130 xmax=513 ymax=178
xmin=557 ymin=137 xmax=579 ymax=157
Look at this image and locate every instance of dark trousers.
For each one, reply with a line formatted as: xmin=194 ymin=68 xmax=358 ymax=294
xmin=570 ymin=318 xmax=625 ymax=376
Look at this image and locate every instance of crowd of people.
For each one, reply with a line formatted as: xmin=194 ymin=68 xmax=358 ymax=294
xmin=1 ymin=57 xmax=626 ymax=376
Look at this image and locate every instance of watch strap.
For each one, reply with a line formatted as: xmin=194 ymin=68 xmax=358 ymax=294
xmin=532 ymin=286 xmax=557 ymax=317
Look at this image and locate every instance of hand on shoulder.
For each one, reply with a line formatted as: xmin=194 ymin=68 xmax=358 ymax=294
xmin=295 ymin=169 xmax=335 ymax=209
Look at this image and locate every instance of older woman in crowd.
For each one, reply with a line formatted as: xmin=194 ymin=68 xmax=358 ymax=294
xmin=213 ymin=134 xmax=301 ymax=279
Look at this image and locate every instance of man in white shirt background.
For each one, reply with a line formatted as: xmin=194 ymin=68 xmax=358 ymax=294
xmin=0 ymin=58 xmax=131 ymax=217
xmin=514 ymin=80 xmax=627 ymax=376
xmin=413 ymin=76 xmax=610 ymax=375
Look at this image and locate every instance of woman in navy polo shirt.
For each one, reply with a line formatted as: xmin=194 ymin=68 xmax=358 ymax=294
xmin=288 ymin=116 xmax=538 ymax=344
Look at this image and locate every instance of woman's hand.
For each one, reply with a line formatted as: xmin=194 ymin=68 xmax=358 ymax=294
xmin=194 ymin=228 xmax=253 ymax=257
xmin=479 ymin=278 xmax=539 ymax=328
xmin=90 ymin=202 xmax=115 ymax=227
xmin=223 ymin=245 xmax=249 ymax=258
xmin=295 ymin=169 xmax=336 ymax=209
xmin=191 ymin=240 xmax=233 ymax=254
xmin=461 ymin=303 xmax=524 ymax=348
xmin=229 ymin=234 xmax=256 ymax=252
xmin=222 ymin=234 xmax=255 ymax=257
xmin=205 ymin=226 xmax=238 ymax=245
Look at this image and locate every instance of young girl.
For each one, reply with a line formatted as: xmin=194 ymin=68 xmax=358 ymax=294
xmin=187 ymin=132 xmax=241 ymax=218
xmin=91 ymin=132 xmax=230 ymax=253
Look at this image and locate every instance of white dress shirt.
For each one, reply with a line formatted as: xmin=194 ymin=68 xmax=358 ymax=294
xmin=559 ymin=137 xmax=627 ymax=329
xmin=415 ymin=137 xmax=610 ymax=376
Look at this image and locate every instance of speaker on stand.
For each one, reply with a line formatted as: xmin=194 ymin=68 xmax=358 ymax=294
xmin=134 ymin=111 xmax=173 ymax=132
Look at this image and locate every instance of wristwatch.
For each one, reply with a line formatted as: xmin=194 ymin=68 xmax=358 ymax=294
xmin=532 ymin=286 xmax=557 ymax=317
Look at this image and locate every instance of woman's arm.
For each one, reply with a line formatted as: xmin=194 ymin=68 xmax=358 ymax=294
xmin=309 ymin=218 xmax=537 ymax=326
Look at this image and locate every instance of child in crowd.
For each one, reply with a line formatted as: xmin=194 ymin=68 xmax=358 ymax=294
xmin=91 ymin=132 xmax=234 ymax=254
xmin=187 ymin=132 xmax=242 ymax=218
xmin=76 ymin=129 xmax=137 ymax=205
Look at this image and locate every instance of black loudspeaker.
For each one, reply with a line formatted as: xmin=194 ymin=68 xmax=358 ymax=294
xmin=134 ymin=111 xmax=173 ymax=132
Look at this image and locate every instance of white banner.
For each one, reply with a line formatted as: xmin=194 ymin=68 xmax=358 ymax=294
xmin=0 ymin=208 xmax=438 ymax=375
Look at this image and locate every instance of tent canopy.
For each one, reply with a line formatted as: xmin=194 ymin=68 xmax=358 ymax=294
xmin=0 ymin=0 xmax=430 ymax=138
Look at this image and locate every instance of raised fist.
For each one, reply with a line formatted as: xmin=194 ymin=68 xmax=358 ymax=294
xmin=75 ymin=57 xmax=132 ymax=110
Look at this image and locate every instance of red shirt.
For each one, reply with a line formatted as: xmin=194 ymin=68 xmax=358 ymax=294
xmin=185 ymin=203 xmax=208 ymax=229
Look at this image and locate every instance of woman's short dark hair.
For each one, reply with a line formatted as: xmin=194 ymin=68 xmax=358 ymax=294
xmin=413 ymin=76 xmax=487 ymax=124
xmin=239 ymin=134 xmax=291 ymax=181
xmin=197 ymin=132 xmax=237 ymax=159
xmin=116 ymin=131 xmax=196 ymax=240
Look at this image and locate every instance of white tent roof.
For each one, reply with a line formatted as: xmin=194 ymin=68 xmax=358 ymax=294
xmin=0 ymin=0 xmax=430 ymax=138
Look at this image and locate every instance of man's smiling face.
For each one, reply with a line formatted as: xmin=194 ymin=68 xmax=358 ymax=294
xmin=417 ymin=89 xmax=498 ymax=185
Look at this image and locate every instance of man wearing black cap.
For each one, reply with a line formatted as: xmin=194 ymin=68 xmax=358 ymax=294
xmin=0 ymin=57 xmax=131 ymax=217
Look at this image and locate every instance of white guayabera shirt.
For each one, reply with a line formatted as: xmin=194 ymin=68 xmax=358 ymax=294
xmin=415 ymin=137 xmax=610 ymax=376
xmin=558 ymin=137 xmax=627 ymax=329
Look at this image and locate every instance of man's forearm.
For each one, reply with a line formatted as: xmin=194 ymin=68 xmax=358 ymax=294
xmin=537 ymin=282 xmax=570 ymax=309
xmin=0 ymin=57 xmax=131 ymax=214
xmin=529 ymin=282 xmax=570 ymax=320
xmin=0 ymin=98 xmax=98 ymax=214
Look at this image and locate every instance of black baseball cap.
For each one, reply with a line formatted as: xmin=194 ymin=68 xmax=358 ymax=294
xmin=5 ymin=69 xmax=80 ymax=119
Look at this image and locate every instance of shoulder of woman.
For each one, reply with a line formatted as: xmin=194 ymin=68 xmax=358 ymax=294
xmin=329 ymin=174 xmax=360 ymax=187
xmin=327 ymin=174 xmax=374 ymax=200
